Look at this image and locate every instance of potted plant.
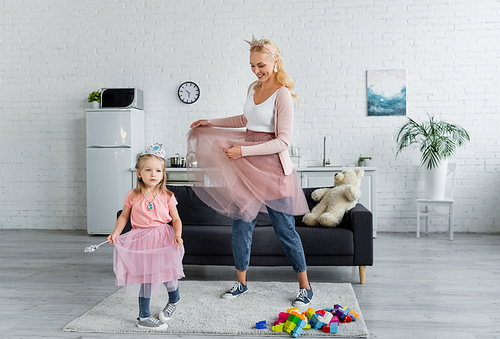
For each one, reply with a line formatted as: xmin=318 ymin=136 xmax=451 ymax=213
xmin=395 ymin=115 xmax=470 ymax=199
xmin=87 ymin=90 xmax=101 ymax=108
xmin=358 ymin=156 xmax=372 ymax=167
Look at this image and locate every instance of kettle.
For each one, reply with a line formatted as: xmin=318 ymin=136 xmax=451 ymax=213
xmin=186 ymin=151 xmax=197 ymax=168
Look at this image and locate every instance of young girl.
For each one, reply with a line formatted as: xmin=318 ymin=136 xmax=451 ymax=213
xmin=107 ymin=143 xmax=184 ymax=331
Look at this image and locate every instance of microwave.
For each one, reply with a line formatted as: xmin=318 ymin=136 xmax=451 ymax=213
xmin=101 ymin=88 xmax=144 ymax=110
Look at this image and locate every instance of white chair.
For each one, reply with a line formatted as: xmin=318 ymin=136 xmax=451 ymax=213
xmin=416 ymin=163 xmax=456 ymax=241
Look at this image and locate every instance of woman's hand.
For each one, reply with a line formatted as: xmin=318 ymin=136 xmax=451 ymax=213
xmin=174 ymin=236 xmax=183 ymax=249
xmin=190 ymin=119 xmax=212 ymax=128
xmin=223 ymin=145 xmax=242 ymax=161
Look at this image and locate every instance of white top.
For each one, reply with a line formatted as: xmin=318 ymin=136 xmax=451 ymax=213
xmin=242 ymin=84 xmax=278 ymax=133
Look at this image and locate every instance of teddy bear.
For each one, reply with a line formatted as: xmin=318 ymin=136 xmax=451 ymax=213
xmin=302 ymin=168 xmax=365 ymax=227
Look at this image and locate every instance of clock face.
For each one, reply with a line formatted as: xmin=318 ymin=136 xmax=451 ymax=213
xmin=178 ymin=81 xmax=200 ymax=104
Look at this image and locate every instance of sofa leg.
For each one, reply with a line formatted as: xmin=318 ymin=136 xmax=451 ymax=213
xmin=359 ymin=266 xmax=366 ymax=284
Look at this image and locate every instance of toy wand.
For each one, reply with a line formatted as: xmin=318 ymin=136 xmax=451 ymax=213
xmin=84 ymin=240 xmax=110 ymax=253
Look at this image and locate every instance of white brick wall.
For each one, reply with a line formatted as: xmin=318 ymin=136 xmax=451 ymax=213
xmin=1 ymin=0 xmax=499 ymax=233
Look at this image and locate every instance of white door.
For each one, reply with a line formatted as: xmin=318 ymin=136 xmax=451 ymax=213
xmin=86 ymin=148 xmax=133 ymax=234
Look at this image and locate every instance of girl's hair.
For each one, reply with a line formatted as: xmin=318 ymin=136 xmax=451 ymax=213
xmin=250 ymin=39 xmax=300 ymax=105
xmin=130 ymin=154 xmax=173 ymax=201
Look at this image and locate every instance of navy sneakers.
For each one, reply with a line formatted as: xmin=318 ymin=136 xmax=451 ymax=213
xmin=221 ymin=281 xmax=248 ymax=299
xmin=293 ymin=285 xmax=313 ymax=307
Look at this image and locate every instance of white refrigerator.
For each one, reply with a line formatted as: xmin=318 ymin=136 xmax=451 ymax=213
xmin=86 ymin=108 xmax=144 ymax=234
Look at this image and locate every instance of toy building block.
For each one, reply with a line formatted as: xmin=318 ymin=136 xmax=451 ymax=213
xmin=272 ymin=324 xmax=284 ymax=332
xmin=309 ymin=314 xmax=326 ymax=330
xmin=291 ymin=318 xmax=307 ymax=338
xmin=330 ymin=316 xmax=340 ymax=325
xmin=343 ymin=306 xmax=359 ymax=320
xmin=255 ymin=321 xmax=267 ymax=329
xmin=316 ymin=309 xmax=326 ymax=317
xmin=276 ymin=312 xmax=290 ymax=324
xmin=322 ymin=323 xmax=339 ymax=334
xmin=323 ymin=308 xmax=333 ymax=313
xmin=304 ymin=323 xmax=311 ymax=330
xmin=287 ymin=307 xmax=300 ymax=313
xmin=320 ymin=311 xmax=333 ymax=324
xmin=304 ymin=308 xmax=315 ymax=319
xmin=284 ymin=314 xmax=301 ymax=333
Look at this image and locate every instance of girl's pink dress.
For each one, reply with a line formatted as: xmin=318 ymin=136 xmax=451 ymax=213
xmin=113 ymin=190 xmax=185 ymax=297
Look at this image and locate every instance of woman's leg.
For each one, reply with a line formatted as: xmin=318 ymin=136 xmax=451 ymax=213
xmin=221 ymin=217 xmax=257 ymax=298
xmin=266 ymin=207 xmax=310 ymax=288
xmin=231 ymin=217 xmax=258 ymax=283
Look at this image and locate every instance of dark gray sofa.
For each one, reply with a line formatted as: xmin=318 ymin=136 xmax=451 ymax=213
xmin=120 ymin=185 xmax=373 ymax=284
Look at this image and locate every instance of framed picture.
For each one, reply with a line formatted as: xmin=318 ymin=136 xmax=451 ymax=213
xmin=367 ymin=69 xmax=406 ymax=116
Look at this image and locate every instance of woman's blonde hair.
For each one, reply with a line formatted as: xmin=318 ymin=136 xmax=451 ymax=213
xmin=249 ymin=39 xmax=299 ymax=105
xmin=130 ymin=154 xmax=172 ymax=201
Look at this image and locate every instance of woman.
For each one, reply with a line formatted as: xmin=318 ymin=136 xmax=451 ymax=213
xmin=188 ymin=36 xmax=312 ymax=307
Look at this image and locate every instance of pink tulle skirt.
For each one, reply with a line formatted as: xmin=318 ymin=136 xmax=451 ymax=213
xmin=186 ymin=127 xmax=309 ymax=223
xmin=113 ymin=224 xmax=185 ymax=297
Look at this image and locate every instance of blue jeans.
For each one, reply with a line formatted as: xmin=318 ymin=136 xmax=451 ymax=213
xmin=138 ymin=284 xmax=180 ymax=318
xmin=232 ymin=206 xmax=307 ymax=273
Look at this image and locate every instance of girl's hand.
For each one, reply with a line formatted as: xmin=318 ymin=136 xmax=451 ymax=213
xmin=174 ymin=236 xmax=183 ymax=249
xmin=223 ymin=146 xmax=242 ymax=161
xmin=107 ymin=232 xmax=119 ymax=244
xmin=190 ymin=119 xmax=212 ymax=128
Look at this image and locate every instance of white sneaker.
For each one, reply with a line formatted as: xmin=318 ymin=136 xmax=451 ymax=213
xmin=137 ymin=316 xmax=168 ymax=330
xmin=159 ymin=301 xmax=178 ymax=322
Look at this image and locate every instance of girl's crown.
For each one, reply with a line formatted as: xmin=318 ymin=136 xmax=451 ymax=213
xmin=141 ymin=143 xmax=166 ymax=159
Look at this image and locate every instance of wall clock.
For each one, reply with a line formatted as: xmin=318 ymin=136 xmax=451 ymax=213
xmin=178 ymin=81 xmax=200 ymax=104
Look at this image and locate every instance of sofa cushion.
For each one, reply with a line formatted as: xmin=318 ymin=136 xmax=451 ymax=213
xmin=251 ymin=226 xmax=354 ymax=256
xmin=183 ymin=224 xmax=354 ymax=257
xmin=167 ymin=185 xmax=233 ymax=226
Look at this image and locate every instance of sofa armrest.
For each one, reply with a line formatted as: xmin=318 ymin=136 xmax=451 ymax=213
xmin=349 ymin=203 xmax=373 ymax=267
xmin=116 ymin=210 xmax=132 ymax=235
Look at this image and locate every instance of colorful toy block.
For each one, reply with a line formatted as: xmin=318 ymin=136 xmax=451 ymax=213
xmin=304 ymin=307 xmax=315 ymax=319
xmin=333 ymin=304 xmax=358 ymax=323
xmin=272 ymin=324 xmax=283 ymax=332
xmin=275 ymin=312 xmax=290 ymax=324
xmin=316 ymin=309 xmax=326 ymax=317
xmin=255 ymin=320 xmax=267 ymax=329
xmin=309 ymin=314 xmax=327 ymax=330
xmin=291 ymin=318 xmax=307 ymax=338
xmin=283 ymin=313 xmax=301 ymax=333
xmin=320 ymin=311 xmax=333 ymax=324
xmin=330 ymin=315 xmax=340 ymax=325
xmin=287 ymin=308 xmax=300 ymax=313
xmin=322 ymin=323 xmax=339 ymax=334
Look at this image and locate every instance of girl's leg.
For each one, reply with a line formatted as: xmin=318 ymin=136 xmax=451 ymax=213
xmin=138 ymin=283 xmax=152 ymax=318
xmin=163 ymin=282 xmax=180 ymax=303
xmin=160 ymin=282 xmax=180 ymax=322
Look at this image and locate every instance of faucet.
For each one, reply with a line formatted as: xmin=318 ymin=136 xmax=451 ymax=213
xmin=323 ymin=136 xmax=330 ymax=167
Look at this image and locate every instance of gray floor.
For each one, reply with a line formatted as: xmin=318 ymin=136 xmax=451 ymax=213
xmin=1 ymin=230 xmax=499 ymax=339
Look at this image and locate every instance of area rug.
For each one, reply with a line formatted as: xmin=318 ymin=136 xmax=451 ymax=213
xmin=63 ymin=281 xmax=368 ymax=337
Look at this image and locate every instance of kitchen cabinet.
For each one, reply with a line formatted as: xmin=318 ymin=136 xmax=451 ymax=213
xmin=297 ymin=167 xmax=377 ymax=237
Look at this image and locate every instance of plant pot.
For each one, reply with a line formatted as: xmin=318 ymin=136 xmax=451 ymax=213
xmin=92 ymin=101 xmax=99 ymax=109
xmin=357 ymin=160 xmax=365 ymax=167
xmin=424 ymin=159 xmax=448 ymax=199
